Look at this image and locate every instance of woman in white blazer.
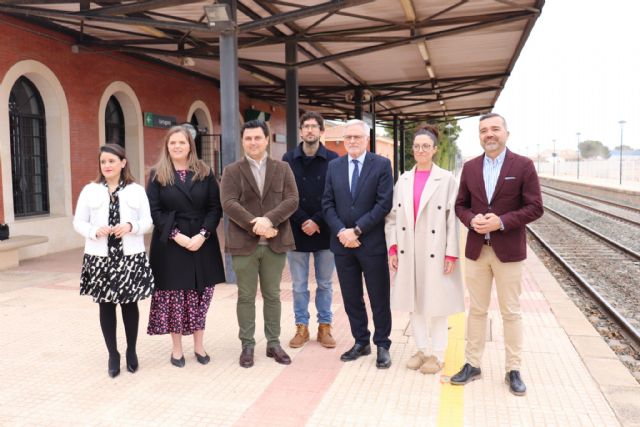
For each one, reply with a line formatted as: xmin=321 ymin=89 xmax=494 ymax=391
xmin=385 ymin=125 xmax=464 ymax=374
xmin=73 ymin=144 xmax=154 ymax=378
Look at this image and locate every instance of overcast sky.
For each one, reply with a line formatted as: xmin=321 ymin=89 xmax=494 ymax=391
xmin=456 ymin=0 xmax=640 ymax=158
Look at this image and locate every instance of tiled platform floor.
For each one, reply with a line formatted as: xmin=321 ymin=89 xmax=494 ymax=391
xmin=1 ymin=244 xmax=638 ymax=426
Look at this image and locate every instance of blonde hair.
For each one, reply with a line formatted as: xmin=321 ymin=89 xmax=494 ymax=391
xmin=152 ymin=126 xmax=210 ymax=186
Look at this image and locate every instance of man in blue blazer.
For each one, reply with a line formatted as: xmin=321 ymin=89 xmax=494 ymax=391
xmin=322 ymin=119 xmax=394 ymax=368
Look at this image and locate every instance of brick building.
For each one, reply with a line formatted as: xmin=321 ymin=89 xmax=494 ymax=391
xmin=0 ymin=15 xmax=286 ymax=259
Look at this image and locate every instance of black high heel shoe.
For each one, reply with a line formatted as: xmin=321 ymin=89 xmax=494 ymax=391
xmin=108 ymin=353 xmax=120 ymax=378
xmin=126 ymin=349 xmax=138 ymax=373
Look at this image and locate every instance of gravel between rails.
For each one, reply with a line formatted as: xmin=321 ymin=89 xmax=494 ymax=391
xmin=527 ymin=207 xmax=640 ymax=383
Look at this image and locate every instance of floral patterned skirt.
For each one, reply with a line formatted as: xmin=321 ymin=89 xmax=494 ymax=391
xmin=147 ymin=287 xmax=214 ymax=336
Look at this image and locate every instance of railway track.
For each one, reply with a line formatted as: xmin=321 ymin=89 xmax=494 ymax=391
xmin=527 ymin=208 xmax=640 ymax=352
xmin=541 ymin=183 xmax=640 ymax=215
xmin=541 ymin=185 xmax=640 ymax=227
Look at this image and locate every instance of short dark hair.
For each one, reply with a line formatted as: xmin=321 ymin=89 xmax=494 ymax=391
xmin=299 ymin=111 xmax=325 ymax=131
xmin=479 ymin=112 xmax=507 ymax=129
xmin=241 ymin=119 xmax=269 ymax=138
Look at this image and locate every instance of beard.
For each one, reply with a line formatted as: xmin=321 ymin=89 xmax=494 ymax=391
xmin=302 ymin=136 xmax=320 ymax=146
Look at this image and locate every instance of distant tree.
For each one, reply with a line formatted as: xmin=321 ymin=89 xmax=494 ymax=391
xmin=579 ymin=140 xmax=610 ymax=159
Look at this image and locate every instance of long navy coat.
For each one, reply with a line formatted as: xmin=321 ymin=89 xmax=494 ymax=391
xmin=147 ymin=171 xmax=226 ymax=291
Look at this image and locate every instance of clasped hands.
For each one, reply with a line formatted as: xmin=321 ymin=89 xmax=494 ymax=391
xmin=251 ymin=216 xmax=278 ymax=239
xmin=95 ymin=223 xmax=132 ymax=239
xmin=470 ymin=213 xmax=502 ymax=234
xmin=173 ymin=233 xmax=206 ymax=251
xmin=301 ymin=219 xmax=320 ymax=236
xmin=338 ymin=228 xmax=360 ymax=248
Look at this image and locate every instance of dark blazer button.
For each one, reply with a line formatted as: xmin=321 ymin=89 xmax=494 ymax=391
xmin=431 ymin=230 xmax=435 ymax=234
xmin=398 ymin=203 xmax=401 ymax=207
xmin=302 ymin=198 xmax=306 ymax=202
xmin=437 ymin=205 xmax=442 ymax=209
xmin=302 ymin=177 xmax=306 ymax=181
xmin=430 ymin=254 xmax=435 ymax=258
xmin=402 ymin=227 xmax=406 ymax=231
xmin=400 ymin=250 xmax=404 ymax=254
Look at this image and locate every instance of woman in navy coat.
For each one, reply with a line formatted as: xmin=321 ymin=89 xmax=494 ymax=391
xmin=147 ymin=126 xmax=225 ymax=368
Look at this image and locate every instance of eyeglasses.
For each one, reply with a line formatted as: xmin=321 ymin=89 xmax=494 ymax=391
xmin=344 ymin=135 xmax=365 ymax=142
xmin=413 ymin=144 xmax=434 ymax=152
xmin=301 ymin=124 xmax=320 ymax=130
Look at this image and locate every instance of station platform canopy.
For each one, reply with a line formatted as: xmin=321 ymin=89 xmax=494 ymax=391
xmin=0 ymin=0 xmax=544 ymax=123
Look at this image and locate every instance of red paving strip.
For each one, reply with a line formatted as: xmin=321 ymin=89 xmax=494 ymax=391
xmin=233 ymin=284 xmax=353 ymax=427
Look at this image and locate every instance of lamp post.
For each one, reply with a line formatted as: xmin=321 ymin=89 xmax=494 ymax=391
xmin=576 ymin=132 xmax=581 ymax=180
xmin=618 ymin=120 xmax=626 ymax=185
xmin=552 ymin=139 xmax=556 ymax=176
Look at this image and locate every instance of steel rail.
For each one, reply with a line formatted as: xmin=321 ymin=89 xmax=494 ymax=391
xmin=542 ymin=205 xmax=640 ymax=260
xmin=541 ymin=184 xmax=640 ymax=214
xmin=542 ymin=190 xmax=640 ymax=228
xmin=526 ymin=223 xmax=640 ymax=350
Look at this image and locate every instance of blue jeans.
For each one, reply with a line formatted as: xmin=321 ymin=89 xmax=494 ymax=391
xmin=287 ymin=249 xmax=335 ymax=325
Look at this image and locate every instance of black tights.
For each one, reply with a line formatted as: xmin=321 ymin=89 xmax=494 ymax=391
xmin=99 ymin=302 xmax=139 ymax=356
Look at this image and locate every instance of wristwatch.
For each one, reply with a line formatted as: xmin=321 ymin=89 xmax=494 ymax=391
xmin=199 ymin=229 xmax=211 ymax=239
xmin=353 ymin=225 xmax=362 ymax=237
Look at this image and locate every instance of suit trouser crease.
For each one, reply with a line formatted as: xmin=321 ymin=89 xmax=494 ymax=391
xmin=465 ymin=245 xmax=523 ymax=371
xmin=234 ymin=246 xmax=286 ymax=348
xmin=335 ymin=251 xmax=392 ymax=349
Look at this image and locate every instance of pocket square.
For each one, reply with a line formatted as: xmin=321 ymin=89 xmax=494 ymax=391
xmin=504 ymin=176 xmax=516 ymax=180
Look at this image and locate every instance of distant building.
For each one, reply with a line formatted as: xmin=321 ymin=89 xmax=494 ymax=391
xmin=323 ymin=123 xmax=395 ymax=166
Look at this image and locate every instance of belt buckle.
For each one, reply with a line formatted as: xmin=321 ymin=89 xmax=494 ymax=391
xmin=484 ymin=239 xmax=491 ymax=246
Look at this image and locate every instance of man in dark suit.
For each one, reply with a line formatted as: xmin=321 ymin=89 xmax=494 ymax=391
xmin=450 ymin=113 xmax=543 ymax=396
xmin=220 ymin=120 xmax=299 ymax=368
xmin=322 ymin=119 xmax=394 ymax=369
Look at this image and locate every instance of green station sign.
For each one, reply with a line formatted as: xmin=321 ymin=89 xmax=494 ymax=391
xmin=144 ymin=112 xmax=176 ymax=129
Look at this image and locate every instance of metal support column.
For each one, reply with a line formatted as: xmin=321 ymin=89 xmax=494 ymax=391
xmin=392 ymin=115 xmax=399 ymax=181
xmin=354 ymin=87 xmax=363 ymax=120
xmin=219 ymin=0 xmax=239 ymax=283
xmin=286 ymin=41 xmax=299 ymax=151
xmin=369 ymin=97 xmax=376 ymax=153
xmin=219 ymin=0 xmax=239 ymax=167
xmin=399 ymin=120 xmax=405 ymax=173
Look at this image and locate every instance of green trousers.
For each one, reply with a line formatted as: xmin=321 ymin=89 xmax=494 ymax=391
xmin=232 ymin=246 xmax=287 ymax=348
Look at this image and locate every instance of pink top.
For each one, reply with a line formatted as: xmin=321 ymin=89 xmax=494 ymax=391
xmin=389 ymin=169 xmax=456 ymax=262
xmin=413 ymin=170 xmax=431 ymax=221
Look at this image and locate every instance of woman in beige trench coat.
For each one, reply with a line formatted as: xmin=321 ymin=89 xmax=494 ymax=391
xmin=385 ymin=125 xmax=464 ymax=374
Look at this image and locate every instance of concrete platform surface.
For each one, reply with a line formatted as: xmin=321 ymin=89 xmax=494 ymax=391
xmin=1 ymin=245 xmax=638 ymax=427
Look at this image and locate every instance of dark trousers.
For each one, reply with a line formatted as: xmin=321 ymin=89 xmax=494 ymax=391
xmin=334 ymin=251 xmax=392 ymax=349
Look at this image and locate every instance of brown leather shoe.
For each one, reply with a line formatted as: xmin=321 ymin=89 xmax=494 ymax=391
xmin=317 ymin=323 xmax=336 ymax=348
xmin=239 ymin=347 xmax=254 ymax=368
xmin=266 ymin=344 xmax=291 ymax=365
xmin=289 ymin=323 xmax=310 ymax=348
